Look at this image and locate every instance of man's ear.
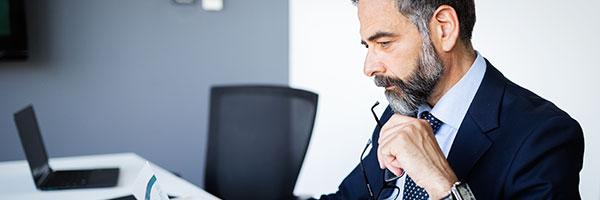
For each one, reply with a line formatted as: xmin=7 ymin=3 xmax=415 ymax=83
xmin=430 ymin=5 xmax=460 ymax=52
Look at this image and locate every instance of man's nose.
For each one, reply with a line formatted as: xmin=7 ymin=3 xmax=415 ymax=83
xmin=363 ymin=50 xmax=386 ymax=77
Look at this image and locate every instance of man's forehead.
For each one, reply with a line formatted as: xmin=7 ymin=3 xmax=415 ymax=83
xmin=358 ymin=0 xmax=409 ymax=39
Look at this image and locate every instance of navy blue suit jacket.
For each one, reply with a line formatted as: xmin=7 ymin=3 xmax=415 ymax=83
xmin=319 ymin=60 xmax=584 ymax=199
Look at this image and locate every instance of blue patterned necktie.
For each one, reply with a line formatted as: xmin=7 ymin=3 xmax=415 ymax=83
xmin=402 ymin=111 xmax=443 ymax=200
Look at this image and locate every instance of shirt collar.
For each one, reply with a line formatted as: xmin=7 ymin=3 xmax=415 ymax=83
xmin=418 ymin=52 xmax=487 ymax=129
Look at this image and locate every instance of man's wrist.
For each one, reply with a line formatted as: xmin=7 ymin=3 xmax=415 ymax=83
xmin=428 ymin=176 xmax=457 ymax=199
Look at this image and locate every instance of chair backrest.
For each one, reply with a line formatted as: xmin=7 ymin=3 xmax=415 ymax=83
xmin=205 ymin=85 xmax=318 ymax=200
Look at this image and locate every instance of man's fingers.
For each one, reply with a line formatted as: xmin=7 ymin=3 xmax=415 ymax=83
xmin=379 ymin=138 xmax=403 ymax=171
xmin=389 ymin=158 xmax=403 ymax=169
xmin=378 ymin=122 xmax=408 ymax=146
xmin=378 ymin=127 xmax=396 ymax=146
xmin=379 ymin=124 xmax=393 ymax=144
xmin=377 ymin=135 xmax=408 ymax=178
xmin=378 ymin=114 xmax=416 ymax=144
xmin=390 ymin=166 xmax=404 ymax=177
xmin=384 ymin=156 xmax=404 ymax=176
xmin=385 ymin=154 xmax=395 ymax=170
xmin=377 ymin=114 xmax=418 ymax=173
xmin=378 ymin=116 xmax=399 ymax=143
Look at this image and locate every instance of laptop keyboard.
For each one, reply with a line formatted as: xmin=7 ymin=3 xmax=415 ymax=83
xmin=48 ymin=170 xmax=92 ymax=187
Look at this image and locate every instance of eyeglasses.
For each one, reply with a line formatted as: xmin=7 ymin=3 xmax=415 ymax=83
xmin=359 ymin=101 xmax=402 ymax=200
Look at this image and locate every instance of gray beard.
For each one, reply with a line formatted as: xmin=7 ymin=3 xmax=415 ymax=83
xmin=374 ymin=37 xmax=444 ymax=115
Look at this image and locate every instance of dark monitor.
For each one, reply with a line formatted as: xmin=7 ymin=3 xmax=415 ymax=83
xmin=0 ymin=0 xmax=28 ymax=60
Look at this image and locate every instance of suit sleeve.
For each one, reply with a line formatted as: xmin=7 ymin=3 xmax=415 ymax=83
xmin=314 ymin=155 xmax=376 ymax=200
xmin=504 ymin=115 xmax=584 ymax=199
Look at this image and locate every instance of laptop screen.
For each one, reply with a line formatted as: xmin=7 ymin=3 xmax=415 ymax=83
xmin=14 ymin=105 xmax=51 ymax=180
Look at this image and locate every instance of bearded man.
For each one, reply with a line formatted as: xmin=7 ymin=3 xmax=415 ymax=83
xmin=316 ymin=0 xmax=584 ymax=199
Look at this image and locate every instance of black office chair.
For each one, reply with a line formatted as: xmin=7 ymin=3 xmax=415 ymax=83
xmin=205 ymin=85 xmax=318 ymax=200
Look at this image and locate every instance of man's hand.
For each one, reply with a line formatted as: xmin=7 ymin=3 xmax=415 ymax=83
xmin=377 ymin=114 xmax=458 ymax=199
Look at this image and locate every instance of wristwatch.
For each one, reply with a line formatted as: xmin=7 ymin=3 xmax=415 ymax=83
xmin=441 ymin=181 xmax=476 ymax=200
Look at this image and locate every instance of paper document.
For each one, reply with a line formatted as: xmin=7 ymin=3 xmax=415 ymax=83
xmin=132 ymin=162 xmax=170 ymax=200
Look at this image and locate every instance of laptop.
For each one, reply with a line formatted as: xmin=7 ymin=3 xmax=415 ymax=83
xmin=13 ymin=105 xmax=120 ymax=190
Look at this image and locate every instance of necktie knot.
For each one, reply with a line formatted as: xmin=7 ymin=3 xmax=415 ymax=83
xmin=420 ymin=111 xmax=443 ymax=134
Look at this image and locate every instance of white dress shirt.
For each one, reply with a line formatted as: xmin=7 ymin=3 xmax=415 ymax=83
xmin=386 ymin=52 xmax=487 ymax=200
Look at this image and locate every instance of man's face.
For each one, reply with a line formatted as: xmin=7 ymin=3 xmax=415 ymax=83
xmin=358 ymin=0 xmax=444 ymax=115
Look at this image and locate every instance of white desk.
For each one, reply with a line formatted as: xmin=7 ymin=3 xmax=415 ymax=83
xmin=0 ymin=153 xmax=220 ymax=200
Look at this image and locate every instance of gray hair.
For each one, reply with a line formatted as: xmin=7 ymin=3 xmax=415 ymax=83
xmin=374 ymin=31 xmax=444 ymax=115
xmin=352 ymin=0 xmax=476 ymax=46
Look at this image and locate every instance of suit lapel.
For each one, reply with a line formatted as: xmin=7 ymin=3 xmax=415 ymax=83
xmin=447 ymin=114 xmax=492 ymax=179
xmin=447 ymin=60 xmax=506 ymax=179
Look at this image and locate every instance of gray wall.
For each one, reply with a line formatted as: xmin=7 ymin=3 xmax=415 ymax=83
xmin=0 ymin=0 xmax=288 ymax=188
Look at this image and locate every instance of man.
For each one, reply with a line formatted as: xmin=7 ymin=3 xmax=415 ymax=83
xmin=317 ymin=0 xmax=584 ymax=199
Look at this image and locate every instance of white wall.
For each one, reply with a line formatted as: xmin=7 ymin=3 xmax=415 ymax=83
xmin=291 ymin=0 xmax=600 ymax=199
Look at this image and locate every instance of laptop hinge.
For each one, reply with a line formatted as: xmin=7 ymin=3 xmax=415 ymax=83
xmin=33 ymin=164 xmax=52 ymax=186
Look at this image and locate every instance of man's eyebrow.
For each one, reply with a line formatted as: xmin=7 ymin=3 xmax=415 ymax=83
xmin=360 ymin=31 xmax=398 ymax=45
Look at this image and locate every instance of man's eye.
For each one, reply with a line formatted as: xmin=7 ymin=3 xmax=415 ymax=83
xmin=378 ymin=41 xmax=391 ymax=48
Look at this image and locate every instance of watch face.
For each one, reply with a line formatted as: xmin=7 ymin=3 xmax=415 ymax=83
xmin=456 ymin=183 xmax=476 ymax=200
